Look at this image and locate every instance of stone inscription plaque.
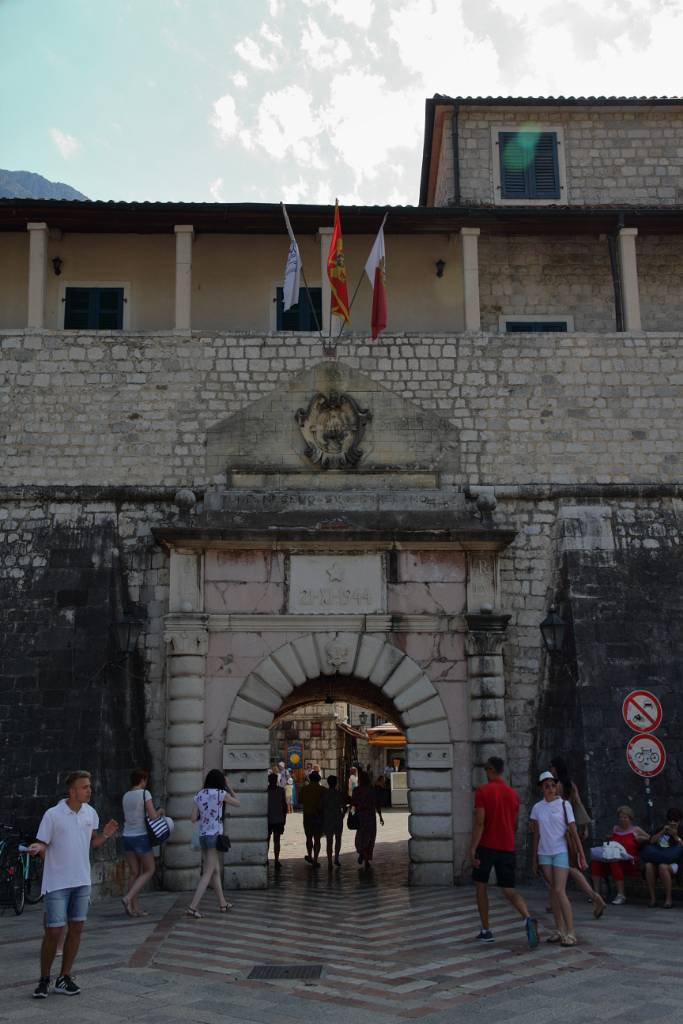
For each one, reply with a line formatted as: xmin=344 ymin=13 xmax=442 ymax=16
xmin=289 ymin=554 xmax=385 ymax=614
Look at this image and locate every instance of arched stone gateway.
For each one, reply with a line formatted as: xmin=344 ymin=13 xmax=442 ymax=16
xmin=222 ymin=636 xmax=454 ymax=889
xmin=159 ymin=358 xmax=517 ymax=891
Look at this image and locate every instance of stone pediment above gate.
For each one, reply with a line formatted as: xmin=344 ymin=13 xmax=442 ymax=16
xmin=205 ymin=361 xmax=459 ymax=485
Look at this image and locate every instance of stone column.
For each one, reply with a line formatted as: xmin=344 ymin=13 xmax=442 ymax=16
xmin=163 ymin=547 xmax=206 ymax=890
xmin=163 ymin=613 xmax=208 ymax=890
xmin=318 ymin=225 xmax=332 ymax=335
xmin=174 ymin=225 xmax=194 ymax=330
xmin=465 ymin=609 xmax=510 ymax=787
xmin=27 ymin=222 xmax=48 ymax=328
xmin=459 ymin=227 xmax=481 ymax=331
xmin=618 ymin=227 xmax=641 ymax=331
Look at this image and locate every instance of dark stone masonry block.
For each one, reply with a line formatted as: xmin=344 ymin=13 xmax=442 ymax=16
xmin=0 ymin=517 xmax=150 ymax=846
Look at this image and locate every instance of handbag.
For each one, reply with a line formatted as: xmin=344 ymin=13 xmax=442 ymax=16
xmin=590 ymin=841 xmax=631 ymax=862
xmin=143 ymin=790 xmax=171 ymax=845
xmin=347 ymin=809 xmax=359 ymax=830
xmin=215 ymin=788 xmax=231 ymax=852
xmin=640 ymin=842 xmax=683 ymax=865
xmin=562 ymin=800 xmax=582 ymax=868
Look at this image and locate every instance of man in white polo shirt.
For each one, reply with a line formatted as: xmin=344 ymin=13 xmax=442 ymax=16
xmin=28 ymin=771 xmax=119 ymax=999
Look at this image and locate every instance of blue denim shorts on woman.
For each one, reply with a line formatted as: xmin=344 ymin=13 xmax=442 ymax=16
xmin=200 ymin=834 xmax=219 ymax=850
xmin=538 ymin=851 xmax=570 ymax=868
xmin=122 ymin=834 xmax=153 ymax=855
xmin=44 ymin=885 xmax=91 ymax=927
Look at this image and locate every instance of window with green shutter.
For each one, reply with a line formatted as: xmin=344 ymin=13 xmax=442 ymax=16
xmin=275 ymin=287 xmax=322 ymax=331
xmin=498 ymin=131 xmax=561 ymax=200
xmin=64 ymin=287 xmax=124 ymax=329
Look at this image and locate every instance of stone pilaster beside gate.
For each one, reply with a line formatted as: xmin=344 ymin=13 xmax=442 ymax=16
xmin=465 ymin=609 xmax=510 ymax=787
xmin=163 ymin=612 xmax=208 ymax=891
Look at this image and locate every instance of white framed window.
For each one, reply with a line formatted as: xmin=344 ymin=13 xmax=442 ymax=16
xmin=491 ymin=125 xmax=567 ymax=205
xmin=499 ymin=314 xmax=574 ymax=333
xmin=59 ymin=281 xmax=130 ymax=329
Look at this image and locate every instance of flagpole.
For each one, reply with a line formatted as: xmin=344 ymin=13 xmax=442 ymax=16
xmin=338 ymin=211 xmax=388 ymax=339
xmin=300 ymin=266 xmax=323 ymax=337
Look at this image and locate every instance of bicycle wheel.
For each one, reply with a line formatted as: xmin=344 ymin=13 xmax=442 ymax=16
xmin=24 ymin=855 xmax=43 ymax=904
xmin=9 ymin=859 xmax=25 ymax=915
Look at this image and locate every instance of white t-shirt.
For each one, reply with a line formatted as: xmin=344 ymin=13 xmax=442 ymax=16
xmin=194 ymin=788 xmax=226 ymax=836
xmin=530 ymin=797 xmax=575 ymax=856
xmin=122 ymin=788 xmax=152 ymax=837
xmin=36 ymin=799 xmax=99 ymax=894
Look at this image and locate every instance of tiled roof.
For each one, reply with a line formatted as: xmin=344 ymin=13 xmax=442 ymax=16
xmin=430 ymin=94 xmax=683 ymax=105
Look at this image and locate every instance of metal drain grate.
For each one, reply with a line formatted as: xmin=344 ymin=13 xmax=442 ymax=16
xmin=248 ymin=964 xmax=323 ymax=981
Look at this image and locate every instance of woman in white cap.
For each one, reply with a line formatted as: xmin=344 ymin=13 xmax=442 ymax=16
xmin=530 ymin=771 xmax=587 ymax=946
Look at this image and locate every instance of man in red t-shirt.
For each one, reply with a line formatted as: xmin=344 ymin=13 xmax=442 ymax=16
xmin=470 ymin=757 xmax=538 ymax=948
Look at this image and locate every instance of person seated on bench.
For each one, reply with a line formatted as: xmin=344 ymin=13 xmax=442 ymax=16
xmin=642 ymin=807 xmax=683 ymax=909
xmin=590 ymin=805 xmax=649 ymax=905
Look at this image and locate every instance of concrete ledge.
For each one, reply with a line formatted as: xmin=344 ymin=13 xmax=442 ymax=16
xmin=409 ymin=814 xmax=453 ymax=839
xmin=163 ymin=867 xmax=200 ymax=891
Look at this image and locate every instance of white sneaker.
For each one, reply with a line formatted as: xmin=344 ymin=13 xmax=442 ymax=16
xmin=611 ymin=894 xmax=626 ymax=905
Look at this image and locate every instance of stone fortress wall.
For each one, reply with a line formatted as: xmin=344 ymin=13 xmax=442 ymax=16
xmin=1 ymin=330 xmax=681 ymax=886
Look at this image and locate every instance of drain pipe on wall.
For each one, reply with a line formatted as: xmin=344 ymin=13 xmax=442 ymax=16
xmin=451 ymin=104 xmax=461 ymax=205
xmin=607 ymin=213 xmax=625 ymax=331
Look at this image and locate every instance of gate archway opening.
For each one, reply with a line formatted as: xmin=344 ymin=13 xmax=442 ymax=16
xmin=222 ymin=635 xmax=456 ymax=889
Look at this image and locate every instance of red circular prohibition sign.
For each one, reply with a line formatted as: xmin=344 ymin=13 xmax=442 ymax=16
xmin=626 ymin=733 xmax=666 ymax=778
xmin=622 ymin=690 xmax=662 ymax=734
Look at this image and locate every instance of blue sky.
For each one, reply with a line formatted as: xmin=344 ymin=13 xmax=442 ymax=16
xmin=1 ymin=0 xmax=682 ymax=204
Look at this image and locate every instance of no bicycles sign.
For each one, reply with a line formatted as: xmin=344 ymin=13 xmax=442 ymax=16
xmin=626 ymin=733 xmax=666 ymax=778
xmin=622 ymin=690 xmax=662 ymax=734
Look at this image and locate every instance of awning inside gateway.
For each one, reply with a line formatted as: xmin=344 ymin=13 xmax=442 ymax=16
xmin=367 ymin=723 xmax=407 ymax=747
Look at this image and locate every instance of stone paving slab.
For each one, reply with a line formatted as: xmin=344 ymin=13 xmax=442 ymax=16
xmin=1 ymin=872 xmax=682 ymax=1024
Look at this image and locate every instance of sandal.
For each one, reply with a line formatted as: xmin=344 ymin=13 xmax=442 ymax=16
xmin=662 ymin=902 xmax=673 ymax=909
xmin=219 ymin=903 xmax=233 ymax=912
xmin=121 ymin=897 xmax=135 ymax=918
xmin=561 ymin=934 xmax=578 ymax=947
xmin=592 ymin=895 xmax=606 ymax=919
xmin=546 ymin=931 xmax=564 ymax=944
xmin=185 ymin=907 xmax=202 ymax=919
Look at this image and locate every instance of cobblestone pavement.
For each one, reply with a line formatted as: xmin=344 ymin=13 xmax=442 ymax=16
xmin=1 ymin=813 xmax=681 ymax=1024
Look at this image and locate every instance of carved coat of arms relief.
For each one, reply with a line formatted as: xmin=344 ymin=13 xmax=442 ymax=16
xmin=295 ymin=391 xmax=372 ymax=470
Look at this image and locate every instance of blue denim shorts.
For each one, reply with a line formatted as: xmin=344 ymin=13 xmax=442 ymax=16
xmin=200 ymin=834 xmax=219 ymax=850
xmin=539 ymin=851 xmax=570 ymax=868
xmin=44 ymin=885 xmax=91 ymax=927
xmin=122 ymin=834 xmax=153 ymax=855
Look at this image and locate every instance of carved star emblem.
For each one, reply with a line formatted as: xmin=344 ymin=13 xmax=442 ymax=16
xmin=326 ymin=562 xmax=345 ymax=582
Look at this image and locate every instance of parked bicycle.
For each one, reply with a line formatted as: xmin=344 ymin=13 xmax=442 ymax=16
xmin=18 ymin=841 xmax=43 ymax=904
xmin=0 ymin=824 xmax=25 ymax=915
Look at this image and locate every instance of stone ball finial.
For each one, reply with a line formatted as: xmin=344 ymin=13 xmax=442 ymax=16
xmin=174 ymin=488 xmax=197 ymax=512
xmin=476 ymin=491 xmax=497 ymax=515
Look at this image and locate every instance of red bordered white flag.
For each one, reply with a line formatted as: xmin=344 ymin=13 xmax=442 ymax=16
xmin=364 ymin=214 xmax=387 ymax=340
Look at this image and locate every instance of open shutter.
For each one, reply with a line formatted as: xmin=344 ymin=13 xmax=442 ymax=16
xmin=97 ymin=288 xmax=124 ymax=328
xmin=532 ymin=133 xmax=560 ymax=199
xmin=499 ymin=132 xmax=528 ymax=199
xmin=64 ymin=288 xmax=92 ymax=329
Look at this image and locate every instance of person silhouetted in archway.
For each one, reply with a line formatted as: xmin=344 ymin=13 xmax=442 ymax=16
xmin=351 ymin=770 xmax=384 ymax=869
xmin=301 ymin=771 xmax=324 ymax=867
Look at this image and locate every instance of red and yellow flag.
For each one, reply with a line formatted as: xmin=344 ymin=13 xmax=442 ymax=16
xmin=327 ymin=200 xmax=350 ymax=323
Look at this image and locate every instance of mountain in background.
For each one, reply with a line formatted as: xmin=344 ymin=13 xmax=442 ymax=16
xmin=0 ymin=169 xmax=88 ymax=200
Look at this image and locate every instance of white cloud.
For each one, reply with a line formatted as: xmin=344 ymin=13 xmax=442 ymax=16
xmin=211 ymin=94 xmax=240 ymax=141
xmin=301 ymin=18 xmax=352 ymax=70
xmin=232 ymin=71 xmax=248 ymax=88
xmin=300 ymin=0 xmax=375 ymax=29
xmin=321 ymin=69 xmax=423 ymax=184
xmin=282 ymin=177 xmax=309 ymax=203
xmin=253 ymin=85 xmax=323 ymax=165
xmin=388 ymin=0 xmax=503 ymax=96
xmin=268 ymin=0 xmax=282 ymax=15
xmin=235 ymin=35 xmax=278 ymax=71
xmin=209 ymin=177 xmax=224 ymax=201
xmin=49 ymin=128 xmax=81 ymax=159
xmin=260 ymin=22 xmax=283 ymax=47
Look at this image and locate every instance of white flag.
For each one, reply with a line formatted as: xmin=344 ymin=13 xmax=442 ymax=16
xmin=281 ymin=203 xmax=301 ymax=312
xmin=364 ymin=213 xmax=387 ymax=285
